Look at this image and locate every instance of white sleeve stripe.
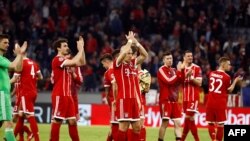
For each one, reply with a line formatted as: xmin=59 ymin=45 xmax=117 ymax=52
xmin=14 ymin=73 xmax=20 ymax=76
xmin=104 ymin=85 xmax=111 ymax=87
xmin=116 ymin=61 xmax=121 ymax=67
xmin=60 ymin=60 xmax=67 ymax=68
xmin=159 ymin=67 xmax=176 ymax=82
xmin=77 ymin=67 xmax=83 ymax=82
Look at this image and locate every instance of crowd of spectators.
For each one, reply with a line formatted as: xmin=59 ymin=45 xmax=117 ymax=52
xmin=1 ymin=0 xmax=250 ymax=92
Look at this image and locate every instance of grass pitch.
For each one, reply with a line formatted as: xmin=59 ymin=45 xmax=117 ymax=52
xmin=1 ymin=123 xmax=210 ymax=141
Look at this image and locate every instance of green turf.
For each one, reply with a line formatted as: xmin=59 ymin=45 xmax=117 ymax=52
xmin=1 ymin=123 xmax=210 ymax=141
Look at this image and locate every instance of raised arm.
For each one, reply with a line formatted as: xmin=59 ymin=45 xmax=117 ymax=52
xmin=116 ymin=31 xmax=135 ymax=65
xmin=158 ymin=67 xmax=181 ymax=84
xmin=63 ymin=36 xmax=84 ymax=67
xmin=228 ymin=76 xmax=242 ymax=93
xmin=9 ymin=42 xmax=27 ymax=71
xmin=134 ymin=39 xmax=148 ymax=65
xmin=77 ymin=36 xmax=86 ymax=66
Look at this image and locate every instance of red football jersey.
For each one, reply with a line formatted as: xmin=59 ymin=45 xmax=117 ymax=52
xmin=71 ymin=66 xmax=83 ymax=95
xmin=71 ymin=66 xmax=83 ymax=114
xmin=51 ymin=56 xmax=73 ymax=96
xmin=113 ymin=59 xmax=141 ymax=99
xmin=18 ymin=58 xmax=40 ymax=96
xmin=183 ymin=63 xmax=202 ymax=101
xmin=206 ymin=70 xmax=231 ymax=109
xmin=157 ymin=66 xmax=182 ymax=103
xmin=104 ymin=67 xmax=115 ymax=104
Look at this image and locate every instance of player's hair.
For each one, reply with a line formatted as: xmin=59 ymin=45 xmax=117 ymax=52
xmin=112 ymin=49 xmax=120 ymax=59
xmin=52 ymin=38 xmax=68 ymax=51
xmin=0 ymin=34 xmax=9 ymax=41
xmin=183 ymin=50 xmax=193 ymax=56
xmin=219 ymin=56 xmax=230 ymax=65
xmin=162 ymin=51 xmax=172 ymax=57
xmin=100 ymin=53 xmax=113 ymax=62
xmin=131 ymin=45 xmax=138 ymax=55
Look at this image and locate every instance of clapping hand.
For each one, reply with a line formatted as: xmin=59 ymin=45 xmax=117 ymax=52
xmin=13 ymin=41 xmax=27 ymax=55
xmin=177 ymin=61 xmax=185 ymax=71
xmin=77 ymin=36 xmax=84 ymax=51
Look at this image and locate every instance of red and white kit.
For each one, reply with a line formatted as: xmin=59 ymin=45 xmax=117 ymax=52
xmin=157 ymin=66 xmax=182 ymax=120
xmin=113 ymin=59 xmax=141 ymax=121
xmin=206 ymin=70 xmax=231 ymax=123
xmin=51 ymin=56 xmax=76 ymax=120
xmin=182 ymin=63 xmax=202 ymax=114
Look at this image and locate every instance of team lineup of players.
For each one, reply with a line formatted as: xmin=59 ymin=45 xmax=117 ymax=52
xmin=0 ymin=31 xmax=242 ymax=141
xmin=100 ymin=31 xmax=242 ymax=141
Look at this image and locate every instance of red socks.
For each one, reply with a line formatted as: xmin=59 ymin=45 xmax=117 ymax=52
xmin=50 ymin=122 xmax=61 ymax=141
xmin=111 ymin=124 xmax=119 ymax=141
xmin=181 ymin=118 xmax=199 ymax=141
xmin=140 ymin=127 xmax=146 ymax=141
xmin=208 ymin=124 xmax=216 ymax=140
xmin=189 ymin=119 xmax=199 ymax=141
xmin=14 ymin=116 xmax=24 ymax=137
xmin=27 ymin=116 xmax=39 ymax=141
xmin=181 ymin=118 xmax=190 ymax=141
xmin=127 ymin=129 xmax=132 ymax=141
xmin=68 ymin=124 xmax=80 ymax=141
xmin=127 ymin=128 xmax=140 ymax=141
xmin=106 ymin=134 xmax=112 ymax=141
xmin=23 ymin=125 xmax=31 ymax=136
xmin=116 ymin=130 xmax=127 ymax=141
xmin=216 ymin=126 xmax=224 ymax=141
xmin=131 ymin=131 xmax=140 ymax=141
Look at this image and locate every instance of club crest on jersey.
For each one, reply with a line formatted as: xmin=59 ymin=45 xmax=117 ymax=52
xmin=59 ymin=57 xmax=64 ymax=62
xmin=124 ymin=113 xmax=128 ymax=118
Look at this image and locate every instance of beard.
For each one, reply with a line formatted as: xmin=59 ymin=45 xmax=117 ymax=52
xmin=0 ymin=47 xmax=7 ymax=53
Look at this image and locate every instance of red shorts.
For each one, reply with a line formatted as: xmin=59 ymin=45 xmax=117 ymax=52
xmin=116 ymin=98 xmax=140 ymax=121
xmin=20 ymin=95 xmax=37 ymax=115
xmin=51 ymin=95 xmax=76 ymax=120
xmin=159 ymin=101 xmax=182 ymax=120
xmin=183 ymin=100 xmax=199 ymax=116
xmin=13 ymin=95 xmax=21 ymax=115
xmin=206 ymin=108 xmax=227 ymax=124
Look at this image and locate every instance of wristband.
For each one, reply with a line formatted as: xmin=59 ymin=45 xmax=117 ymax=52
xmin=136 ymin=42 xmax=140 ymax=47
xmin=128 ymin=39 xmax=133 ymax=43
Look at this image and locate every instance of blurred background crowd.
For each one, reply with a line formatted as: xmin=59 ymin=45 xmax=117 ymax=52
xmin=1 ymin=0 xmax=250 ymax=93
